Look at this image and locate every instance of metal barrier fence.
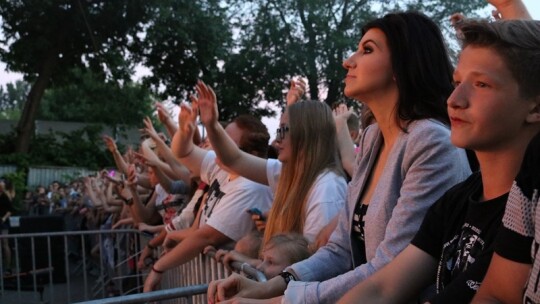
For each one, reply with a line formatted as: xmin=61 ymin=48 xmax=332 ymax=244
xmin=1 ymin=228 xmax=267 ymax=304
xmin=0 ymin=229 xmax=145 ymax=304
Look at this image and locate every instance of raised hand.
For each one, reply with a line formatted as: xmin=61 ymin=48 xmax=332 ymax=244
xmin=126 ymin=164 xmax=138 ymax=189
xmin=177 ymin=103 xmax=197 ymax=147
xmin=286 ymin=78 xmax=307 ymax=106
xmin=134 ymin=151 xmax=160 ymax=168
xmin=142 ymin=116 xmax=160 ymax=140
xmin=486 ymin=0 xmax=531 ymax=19
xmin=102 ymin=135 xmax=118 ymax=153
xmin=155 ymin=102 xmax=172 ymax=125
xmin=194 ymin=80 xmax=219 ymax=127
xmin=449 ymin=12 xmax=466 ymax=28
xmin=333 ymin=103 xmax=355 ymax=131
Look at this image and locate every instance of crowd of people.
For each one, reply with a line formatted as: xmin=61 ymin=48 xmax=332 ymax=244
xmin=2 ymin=0 xmax=539 ymax=303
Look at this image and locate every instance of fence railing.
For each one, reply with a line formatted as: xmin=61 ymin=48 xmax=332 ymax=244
xmin=0 ymin=229 xmax=146 ymax=304
xmin=1 ymin=227 xmax=267 ymax=304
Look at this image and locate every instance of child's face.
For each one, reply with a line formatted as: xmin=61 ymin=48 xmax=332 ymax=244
xmin=448 ymin=46 xmax=534 ymax=151
xmin=256 ymin=246 xmax=291 ymax=279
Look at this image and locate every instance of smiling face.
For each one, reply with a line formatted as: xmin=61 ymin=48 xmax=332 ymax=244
xmin=448 ymin=46 xmax=534 ymax=152
xmin=342 ymin=28 xmax=395 ymax=102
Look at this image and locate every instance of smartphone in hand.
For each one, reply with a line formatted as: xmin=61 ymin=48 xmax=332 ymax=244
xmin=246 ymin=208 xmax=265 ymax=221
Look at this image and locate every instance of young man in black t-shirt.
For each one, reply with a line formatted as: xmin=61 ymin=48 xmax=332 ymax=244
xmin=338 ymin=18 xmax=540 ymax=304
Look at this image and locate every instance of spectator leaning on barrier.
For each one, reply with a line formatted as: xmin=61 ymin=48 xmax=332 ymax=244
xmin=339 ymin=10 xmax=540 ymax=304
xmin=195 ymin=80 xmax=347 ymax=266
xmin=142 ymin=90 xmax=273 ymax=292
xmin=208 ymin=11 xmax=471 ymax=304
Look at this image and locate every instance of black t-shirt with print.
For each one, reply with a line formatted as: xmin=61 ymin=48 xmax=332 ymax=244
xmin=411 ymin=172 xmax=508 ymax=303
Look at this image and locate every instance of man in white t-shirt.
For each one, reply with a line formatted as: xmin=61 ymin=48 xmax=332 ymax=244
xmin=143 ymin=97 xmax=273 ymax=292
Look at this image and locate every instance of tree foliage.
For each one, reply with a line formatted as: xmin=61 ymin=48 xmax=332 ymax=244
xmin=218 ymin=0 xmax=487 ymax=108
xmin=39 ymin=67 xmax=152 ymax=126
xmin=0 ymin=0 xmax=151 ymax=152
xmin=0 ymin=126 xmax=113 ymax=169
xmin=0 ymin=80 xmax=30 ymax=119
xmin=0 ymin=0 xmax=490 ymax=157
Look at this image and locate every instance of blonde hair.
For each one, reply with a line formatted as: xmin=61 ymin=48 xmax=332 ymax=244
xmin=263 ymin=101 xmax=343 ymax=244
xmin=264 ymin=233 xmax=310 ymax=264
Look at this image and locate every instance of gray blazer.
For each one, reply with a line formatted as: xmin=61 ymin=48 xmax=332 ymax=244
xmin=284 ymin=119 xmax=471 ymax=304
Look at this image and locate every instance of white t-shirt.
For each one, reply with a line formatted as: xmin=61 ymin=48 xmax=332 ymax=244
xmin=166 ymin=184 xmax=206 ymax=232
xmin=266 ymin=159 xmax=347 ymax=242
xmin=154 ymin=184 xmax=168 ymax=207
xmin=198 ymin=151 xmax=273 ymax=241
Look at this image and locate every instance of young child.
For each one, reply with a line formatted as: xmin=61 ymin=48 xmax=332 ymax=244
xmin=338 ymin=18 xmax=540 ymax=304
xmin=216 ymin=233 xmax=311 ymax=279
xmin=256 ymin=233 xmax=311 ymax=279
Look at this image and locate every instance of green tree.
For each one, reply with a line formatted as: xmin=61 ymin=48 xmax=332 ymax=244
xmin=222 ymin=0 xmax=487 ymax=109
xmin=0 ymin=80 xmax=30 ymax=120
xmin=0 ymin=0 xmax=150 ymax=152
xmin=39 ymin=67 xmax=152 ymax=126
xmin=134 ymin=0 xmax=237 ymax=115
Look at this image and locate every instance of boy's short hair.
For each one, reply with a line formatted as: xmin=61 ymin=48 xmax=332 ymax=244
xmin=233 ymin=114 xmax=270 ymax=158
xmin=460 ymin=20 xmax=540 ymax=99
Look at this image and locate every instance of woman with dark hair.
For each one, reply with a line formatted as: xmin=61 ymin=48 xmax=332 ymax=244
xmin=208 ymin=11 xmax=471 ymax=304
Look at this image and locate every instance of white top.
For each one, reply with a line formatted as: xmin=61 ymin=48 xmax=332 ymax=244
xmin=266 ymin=159 xmax=347 ymax=242
xmin=166 ymin=186 xmax=205 ymax=232
xmin=198 ymin=151 xmax=274 ymax=241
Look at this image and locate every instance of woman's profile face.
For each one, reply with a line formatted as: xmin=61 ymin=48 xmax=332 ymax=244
xmin=342 ymin=28 xmax=395 ymax=102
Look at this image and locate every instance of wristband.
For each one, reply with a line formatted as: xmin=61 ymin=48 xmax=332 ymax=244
xmin=279 ymin=271 xmax=296 ymax=286
xmin=152 ymin=265 xmax=164 ymax=274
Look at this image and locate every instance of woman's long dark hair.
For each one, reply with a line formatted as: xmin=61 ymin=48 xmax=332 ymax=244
xmin=362 ymin=12 xmax=453 ymax=130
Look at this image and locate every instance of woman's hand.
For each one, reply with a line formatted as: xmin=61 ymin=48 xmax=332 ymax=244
xmin=141 ymin=116 xmax=161 ymax=140
xmin=176 ymin=103 xmax=198 ymax=153
xmin=286 ymin=78 xmax=306 ymax=106
xmin=208 ymin=273 xmax=264 ymax=303
xmin=194 ymin=80 xmax=219 ymax=127
xmin=102 ymin=135 xmax=118 ymax=154
xmin=155 ymin=102 xmax=172 ymax=125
